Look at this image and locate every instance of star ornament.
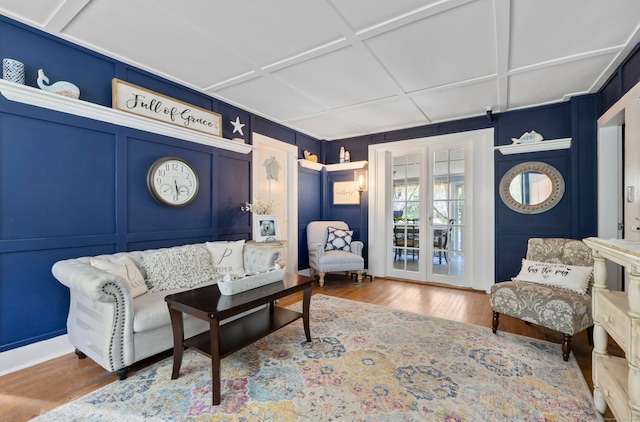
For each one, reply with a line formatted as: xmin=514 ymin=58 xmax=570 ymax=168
xmin=231 ymin=116 xmax=245 ymax=136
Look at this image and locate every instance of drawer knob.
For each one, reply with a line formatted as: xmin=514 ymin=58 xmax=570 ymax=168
xmin=603 ymin=315 xmax=613 ymax=323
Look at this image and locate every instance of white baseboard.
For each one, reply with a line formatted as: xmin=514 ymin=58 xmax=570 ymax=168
xmin=0 ymin=335 xmax=74 ymax=376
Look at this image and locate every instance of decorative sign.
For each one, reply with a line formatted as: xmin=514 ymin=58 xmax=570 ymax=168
xmin=333 ymin=181 xmax=360 ymax=205
xmin=112 ymin=78 xmax=222 ymax=137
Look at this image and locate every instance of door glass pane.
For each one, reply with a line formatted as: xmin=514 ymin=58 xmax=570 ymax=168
xmin=432 ymin=148 xmax=464 ymax=277
xmin=392 ymin=154 xmax=420 ymax=272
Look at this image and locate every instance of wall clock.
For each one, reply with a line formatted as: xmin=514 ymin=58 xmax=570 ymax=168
xmin=147 ymin=156 xmax=199 ymax=207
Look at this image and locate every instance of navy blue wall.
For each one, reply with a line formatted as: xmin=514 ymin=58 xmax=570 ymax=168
xmin=331 ymin=100 xmax=599 ymax=284
xmin=599 ymin=43 xmax=640 ymax=114
xmin=0 ymin=16 xmax=320 ymax=353
xmin=494 ymin=97 xmax=598 ymax=281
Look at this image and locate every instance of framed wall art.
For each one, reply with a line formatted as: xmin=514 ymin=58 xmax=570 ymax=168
xmin=253 ymin=214 xmax=281 ymax=242
xmin=333 ymin=181 xmax=359 ymax=205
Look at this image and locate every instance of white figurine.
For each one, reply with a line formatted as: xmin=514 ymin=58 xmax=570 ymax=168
xmin=37 ymin=69 xmax=80 ymax=99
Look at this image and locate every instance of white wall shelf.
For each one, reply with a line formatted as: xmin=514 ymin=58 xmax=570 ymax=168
xmin=494 ymin=138 xmax=571 ymax=155
xmin=298 ymin=159 xmax=367 ymax=172
xmin=0 ymin=80 xmax=253 ymax=154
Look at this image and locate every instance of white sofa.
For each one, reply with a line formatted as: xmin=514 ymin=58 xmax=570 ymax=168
xmin=52 ymin=241 xmax=282 ymax=379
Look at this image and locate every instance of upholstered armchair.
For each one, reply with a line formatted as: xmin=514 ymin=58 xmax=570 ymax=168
xmin=306 ymin=221 xmax=364 ymax=287
xmin=490 ymin=238 xmax=594 ymax=361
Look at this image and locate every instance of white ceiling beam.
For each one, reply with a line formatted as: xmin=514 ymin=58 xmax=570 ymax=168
xmin=493 ymin=0 xmax=510 ymax=112
xmin=44 ymin=0 xmax=91 ymax=33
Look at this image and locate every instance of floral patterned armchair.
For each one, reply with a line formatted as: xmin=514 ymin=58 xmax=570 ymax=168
xmin=490 ymin=238 xmax=594 ymax=361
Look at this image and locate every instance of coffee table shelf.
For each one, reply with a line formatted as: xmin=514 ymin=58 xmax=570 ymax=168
xmin=184 ymin=306 xmax=304 ymax=359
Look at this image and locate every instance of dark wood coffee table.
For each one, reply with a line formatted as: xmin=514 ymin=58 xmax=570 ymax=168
xmin=165 ymin=273 xmax=314 ymax=405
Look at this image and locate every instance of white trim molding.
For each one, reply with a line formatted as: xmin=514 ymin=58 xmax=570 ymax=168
xmin=0 ymin=335 xmax=74 ymax=376
xmin=0 ymin=80 xmax=253 ymax=154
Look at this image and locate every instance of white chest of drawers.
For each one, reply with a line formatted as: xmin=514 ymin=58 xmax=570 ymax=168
xmin=584 ymin=237 xmax=640 ymax=422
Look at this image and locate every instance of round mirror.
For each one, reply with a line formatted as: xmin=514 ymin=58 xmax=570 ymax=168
xmin=499 ymin=161 xmax=564 ymax=214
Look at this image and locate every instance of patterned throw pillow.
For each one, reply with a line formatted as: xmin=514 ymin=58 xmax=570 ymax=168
xmin=90 ymin=256 xmax=148 ymax=298
xmin=325 ymin=226 xmax=353 ymax=251
xmin=513 ymin=259 xmax=593 ymax=294
xmin=141 ymin=244 xmax=214 ymax=292
xmin=206 ymin=240 xmax=246 ymax=276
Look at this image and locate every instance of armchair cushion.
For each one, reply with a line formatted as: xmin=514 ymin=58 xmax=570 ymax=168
xmin=490 ymin=281 xmax=592 ymax=335
xmin=325 ymin=226 xmax=353 ymax=251
xmin=513 ymin=259 xmax=592 ymax=294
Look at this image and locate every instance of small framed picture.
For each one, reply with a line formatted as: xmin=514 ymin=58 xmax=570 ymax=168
xmin=253 ymin=214 xmax=281 ymax=242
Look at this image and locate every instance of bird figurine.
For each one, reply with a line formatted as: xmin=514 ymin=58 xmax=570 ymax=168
xmin=37 ymin=69 xmax=80 ymax=99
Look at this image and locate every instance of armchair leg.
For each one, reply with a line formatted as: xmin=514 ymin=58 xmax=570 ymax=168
xmin=492 ymin=311 xmax=499 ymax=334
xmin=318 ymin=272 xmax=325 ymax=287
xmin=356 ymin=270 xmax=363 ymax=284
xmin=562 ymin=334 xmax=572 ymax=362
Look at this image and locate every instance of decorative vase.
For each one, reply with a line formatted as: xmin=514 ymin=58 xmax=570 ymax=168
xmin=2 ymin=58 xmax=25 ymax=84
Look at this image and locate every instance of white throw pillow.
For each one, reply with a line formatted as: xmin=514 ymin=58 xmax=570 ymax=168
xmin=206 ymin=240 xmax=246 ymax=276
xmin=90 ymin=256 xmax=148 ymax=298
xmin=513 ymin=259 xmax=592 ymax=294
xmin=141 ymin=244 xmax=214 ymax=292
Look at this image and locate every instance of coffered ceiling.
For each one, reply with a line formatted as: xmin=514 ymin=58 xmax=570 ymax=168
xmin=1 ymin=0 xmax=639 ymax=140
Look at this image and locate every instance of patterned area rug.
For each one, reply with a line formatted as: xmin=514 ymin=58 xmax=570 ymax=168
xmin=33 ymin=294 xmax=602 ymax=421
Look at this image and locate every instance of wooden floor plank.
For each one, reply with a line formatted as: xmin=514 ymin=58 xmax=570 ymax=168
xmin=0 ymin=277 xmax=616 ymax=421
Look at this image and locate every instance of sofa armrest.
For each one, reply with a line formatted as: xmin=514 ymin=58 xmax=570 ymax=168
xmin=243 ymin=243 xmax=283 ymax=273
xmin=52 ymin=258 xmax=133 ymax=303
xmin=52 ymin=257 xmax=136 ymax=373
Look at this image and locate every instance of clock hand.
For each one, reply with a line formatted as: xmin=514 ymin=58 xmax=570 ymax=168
xmin=174 ymin=180 xmax=179 ymax=195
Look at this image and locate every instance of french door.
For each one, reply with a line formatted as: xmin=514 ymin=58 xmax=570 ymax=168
xmin=368 ymin=129 xmax=494 ymax=291
xmin=386 ymin=143 xmax=470 ymax=286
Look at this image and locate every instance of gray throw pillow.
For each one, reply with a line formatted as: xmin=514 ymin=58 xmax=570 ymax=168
xmin=142 ymin=244 xmax=214 ymax=292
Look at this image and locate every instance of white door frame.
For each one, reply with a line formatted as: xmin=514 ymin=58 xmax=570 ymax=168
xmin=252 ymin=133 xmax=298 ymax=272
xmin=597 ymin=81 xmax=640 ymax=290
xmin=368 ymin=128 xmax=494 ymax=292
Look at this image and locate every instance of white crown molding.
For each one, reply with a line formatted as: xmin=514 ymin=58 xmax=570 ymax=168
xmin=495 ymin=138 xmax=571 ymax=155
xmin=0 ymin=80 xmax=253 ymax=154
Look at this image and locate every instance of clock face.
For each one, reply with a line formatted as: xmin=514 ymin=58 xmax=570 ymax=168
xmin=147 ymin=157 xmax=199 ymax=207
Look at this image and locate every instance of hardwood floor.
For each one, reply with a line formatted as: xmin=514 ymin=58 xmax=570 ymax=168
xmin=1 ymin=276 xmax=618 ymax=421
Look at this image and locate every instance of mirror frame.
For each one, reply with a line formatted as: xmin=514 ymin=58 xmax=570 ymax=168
xmin=499 ymin=161 xmax=565 ymax=214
